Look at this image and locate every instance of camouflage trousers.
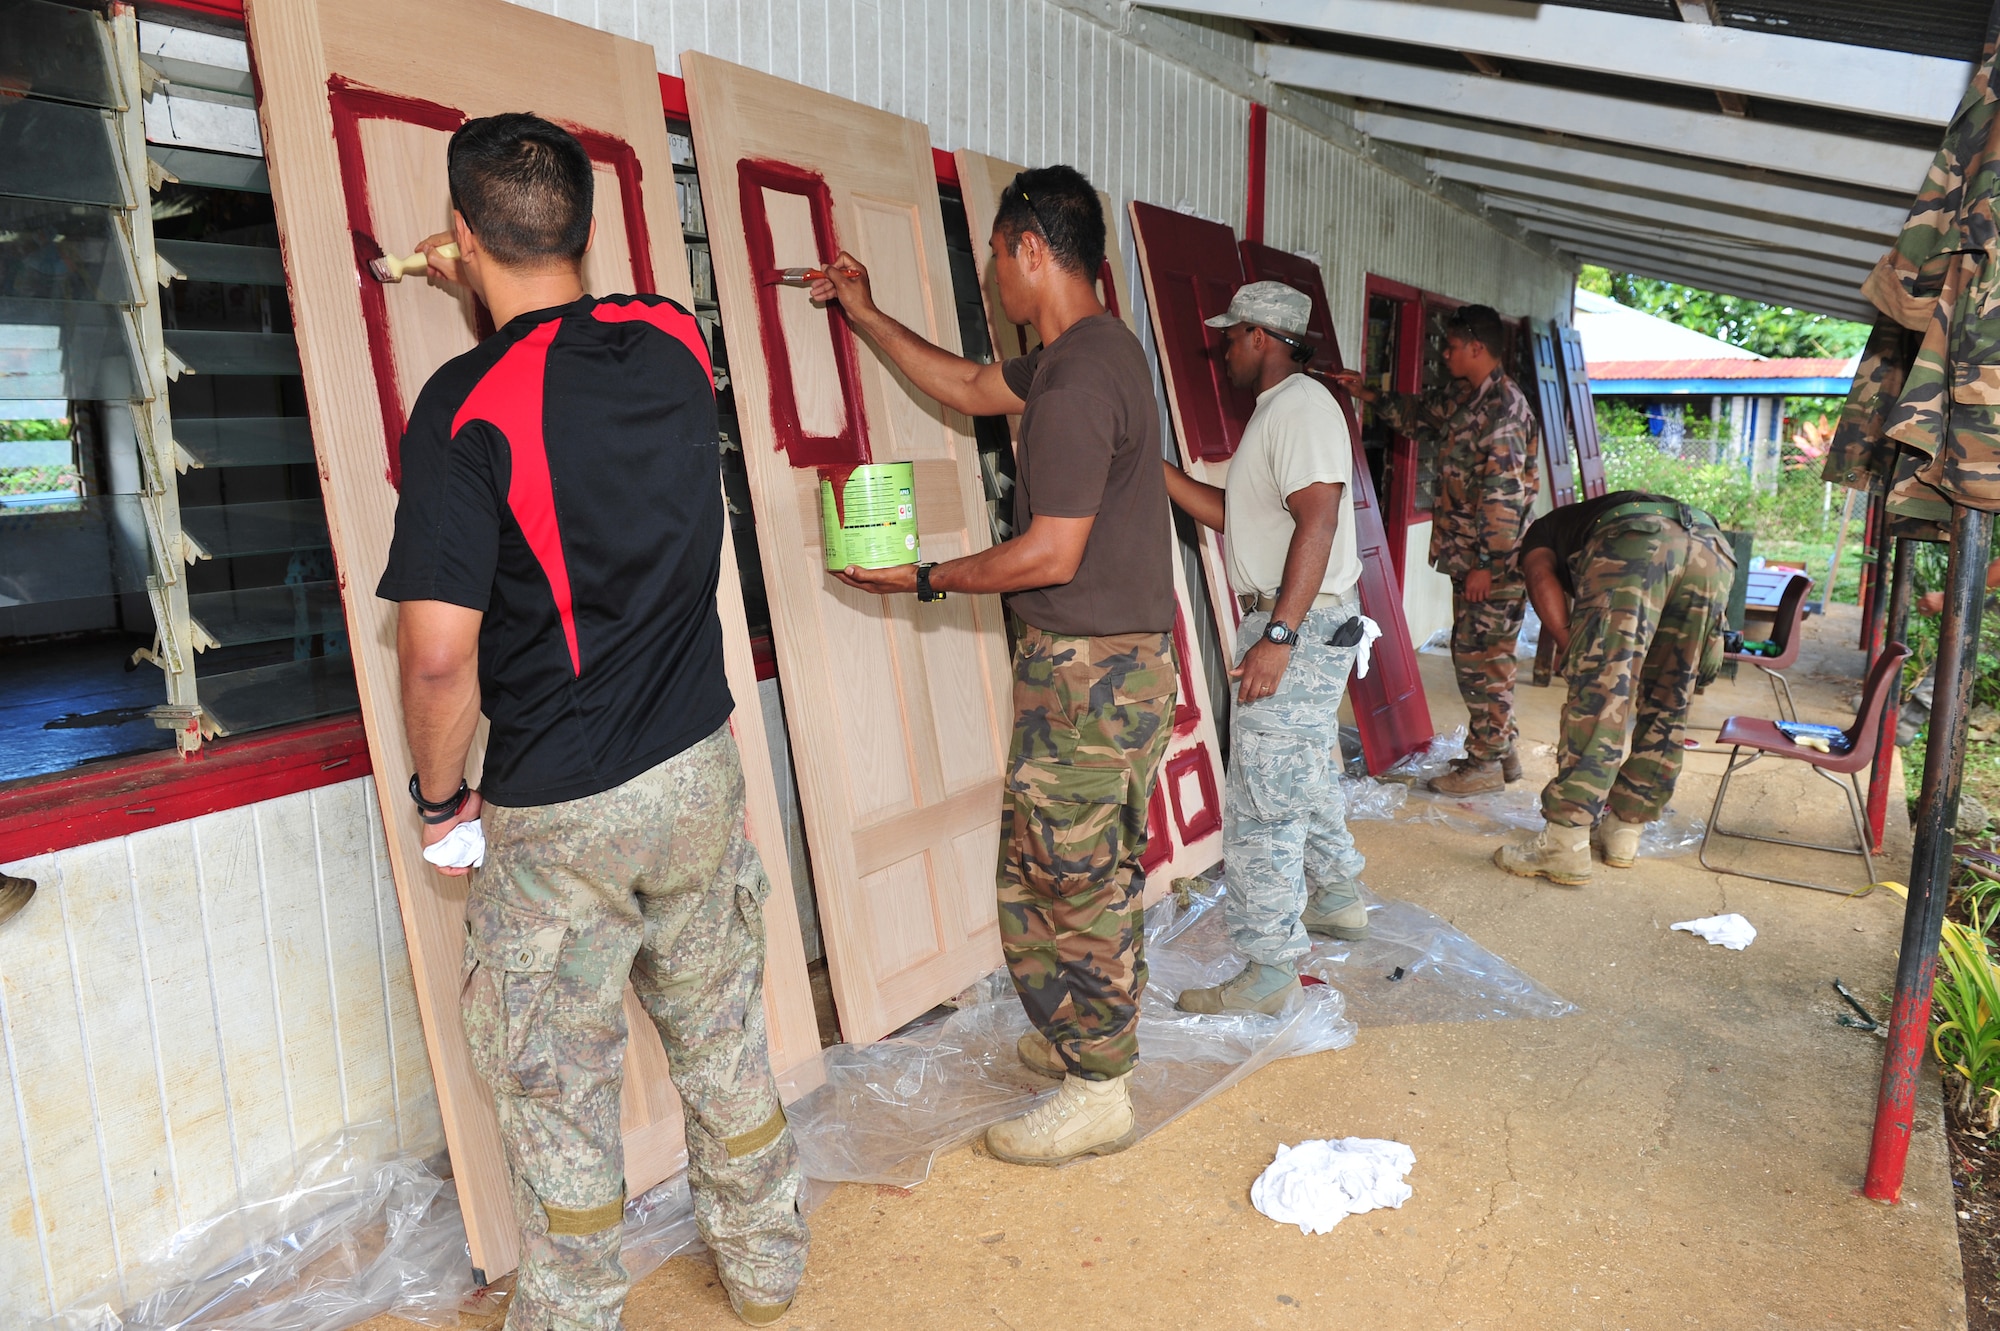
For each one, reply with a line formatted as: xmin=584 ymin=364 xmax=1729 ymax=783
xmin=467 ymin=726 xmax=807 ymax=1331
xmin=1451 ymin=576 xmax=1528 ymax=763
xmin=998 ymin=622 xmax=1176 ymax=1081
xmin=1225 ymin=602 xmax=1365 ymax=966
xmin=1543 ymin=516 xmax=1735 ymax=828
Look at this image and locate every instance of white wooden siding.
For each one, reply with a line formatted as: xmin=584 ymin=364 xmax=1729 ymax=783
xmin=0 ymin=778 xmax=439 ymax=1323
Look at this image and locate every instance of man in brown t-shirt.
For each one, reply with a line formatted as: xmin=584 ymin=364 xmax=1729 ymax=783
xmin=816 ymin=165 xmax=1175 ymax=1168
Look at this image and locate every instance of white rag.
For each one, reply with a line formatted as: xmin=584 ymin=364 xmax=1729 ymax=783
xmin=1351 ymin=616 xmax=1384 ymax=679
xmin=1249 ymin=1137 xmax=1415 ymax=1235
xmin=422 ymin=819 xmax=486 ymax=870
xmin=1671 ymin=912 xmax=1756 ymax=950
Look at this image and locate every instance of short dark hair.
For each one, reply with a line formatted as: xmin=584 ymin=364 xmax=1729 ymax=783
xmin=447 ymin=113 xmax=593 ymax=267
xmin=1443 ymin=304 xmax=1506 ymax=360
xmin=992 ymin=165 xmax=1106 ymax=277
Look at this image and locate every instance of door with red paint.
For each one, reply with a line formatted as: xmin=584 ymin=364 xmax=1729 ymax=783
xmin=1239 ymin=242 xmax=1434 ymax=770
xmin=684 ymin=55 xmax=1013 ymax=1045
xmin=248 ymin=0 xmax=818 ymax=1280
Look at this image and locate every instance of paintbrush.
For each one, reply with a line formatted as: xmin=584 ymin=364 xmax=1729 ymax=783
xmin=765 ymin=265 xmax=860 ymax=287
xmin=366 ymin=241 xmax=460 ymax=283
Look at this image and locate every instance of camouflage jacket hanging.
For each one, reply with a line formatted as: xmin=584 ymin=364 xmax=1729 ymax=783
xmin=1862 ymin=11 xmax=2000 ymax=513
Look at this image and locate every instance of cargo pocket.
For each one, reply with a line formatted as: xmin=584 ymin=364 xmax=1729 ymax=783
xmin=1007 ymin=757 xmax=1132 ymax=885
xmin=723 ymin=827 xmax=772 ymax=948
xmin=462 ymin=895 xmax=569 ymax=1100
xmin=1233 ymin=725 xmax=1324 ymax=823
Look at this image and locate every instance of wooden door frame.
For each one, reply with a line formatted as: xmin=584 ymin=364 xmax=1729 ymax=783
xmin=1361 ymin=274 xmax=1423 ymax=582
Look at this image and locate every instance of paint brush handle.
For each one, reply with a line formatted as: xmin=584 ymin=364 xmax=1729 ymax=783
xmin=770 ymin=264 xmax=860 ymax=287
xmin=380 ymin=242 xmax=462 ymax=281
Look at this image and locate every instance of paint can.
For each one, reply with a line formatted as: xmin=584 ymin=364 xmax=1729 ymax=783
xmin=821 ymin=462 xmax=919 ymax=570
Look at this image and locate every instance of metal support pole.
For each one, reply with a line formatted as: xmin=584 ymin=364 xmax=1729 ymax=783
xmin=1861 ymin=487 xmax=1892 ymax=656
xmin=1865 ymin=537 xmax=1915 ymax=851
xmin=1864 ymin=505 xmax=1992 ymax=1203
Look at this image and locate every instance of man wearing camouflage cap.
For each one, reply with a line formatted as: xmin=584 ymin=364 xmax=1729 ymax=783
xmin=1163 ymin=281 xmax=1373 ymax=1015
xmin=1336 ymin=305 xmax=1540 ymax=796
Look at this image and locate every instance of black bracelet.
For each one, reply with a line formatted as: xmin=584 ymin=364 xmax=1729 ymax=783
xmin=409 ymin=773 xmax=469 ymax=823
xmin=916 ymin=562 xmax=946 ymax=603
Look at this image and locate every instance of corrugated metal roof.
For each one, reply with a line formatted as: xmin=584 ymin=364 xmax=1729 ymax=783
xmin=1621 ymin=0 xmax=1990 ymax=62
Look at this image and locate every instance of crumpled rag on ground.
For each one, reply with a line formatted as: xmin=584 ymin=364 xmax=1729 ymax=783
xmin=1251 ymin=1137 xmax=1416 ymax=1235
xmin=1672 ymin=913 xmax=1757 ymax=950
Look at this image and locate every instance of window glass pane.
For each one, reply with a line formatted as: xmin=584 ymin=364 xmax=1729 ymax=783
xmin=0 ymin=98 xmax=125 ymax=206
xmin=0 ymin=196 xmax=136 ymax=304
xmin=198 ymin=653 xmax=358 ymax=737
xmin=0 ymin=0 xmax=119 ymax=110
xmin=179 ymin=499 xmax=328 ymax=560
xmin=0 ymin=492 xmax=150 ymax=614
xmin=0 ymin=302 xmax=142 ymax=400
xmin=155 ymin=238 xmax=283 ymax=287
xmin=172 ymin=416 xmax=313 ymax=468
xmin=163 ymin=330 xmax=300 ymax=376
xmin=187 ymin=581 xmax=341 ymax=649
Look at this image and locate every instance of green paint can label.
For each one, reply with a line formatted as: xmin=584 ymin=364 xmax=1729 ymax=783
xmin=821 ymin=462 xmax=919 ymax=571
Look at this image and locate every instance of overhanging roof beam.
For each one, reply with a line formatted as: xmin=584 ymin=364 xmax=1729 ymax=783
xmin=1503 ymin=207 xmax=1876 ymax=287
xmin=1153 ymin=0 xmax=1967 ymax=124
xmin=1510 ymin=217 xmax=1872 ymax=308
xmin=1355 ymin=110 xmax=1910 ymax=237
xmin=1436 ymin=160 xmax=1889 ymax=266
xmin=1508 ymin=214 xmax=1871 ymax=293
xmin=1563 ymin=246 xmax=1876 ymax=323
xmin=1259 ymin=45 xmax=1934 ymax=194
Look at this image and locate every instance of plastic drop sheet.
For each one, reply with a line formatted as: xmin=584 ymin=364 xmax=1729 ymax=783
xmin=35 ymin=1124 xmax=477 ymax=1331
xmin=780 ymin=881 xmax=1357 ymax=1189
xmin=1401 ymin=782 xmax=1705 ymax=856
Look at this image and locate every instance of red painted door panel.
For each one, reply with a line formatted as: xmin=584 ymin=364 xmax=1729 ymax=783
xmin=1129 ymin=202 xmax=1257 ymax=464
xmin=1239 ymin=241 xmax=1434 ymax=770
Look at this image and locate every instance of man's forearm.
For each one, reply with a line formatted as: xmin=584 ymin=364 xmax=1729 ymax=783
xmin=844 ymin=304 xmax=998 ymax=417
xmin=931 ymin=524 xmax=1083 ymax=596
xmin=1162 ymin=461 xmax=1225 ymax=530
xmin=402 ymin=664 xmax=481 ymax=801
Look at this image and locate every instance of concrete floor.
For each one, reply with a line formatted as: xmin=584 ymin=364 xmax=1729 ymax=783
xmin=379 ymin=605 xmax=1966 ymax=1330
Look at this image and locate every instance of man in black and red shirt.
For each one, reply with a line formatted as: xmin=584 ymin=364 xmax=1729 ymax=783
xmin=378 ymin=114 xmax=806 ymax=1329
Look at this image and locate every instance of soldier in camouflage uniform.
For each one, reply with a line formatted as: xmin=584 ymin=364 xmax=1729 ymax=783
xmin=379 ymin=116 xmax=806 ymax=1328
xmin=821 ymin=166 xmax=1178 ymax=1166
xmin=1857 ymin=11 xmax=2000 ymax=516
xmin=1163 ymin=282 xmax=1372 ymax=1016
xmin=1339 ymin=304 xmax=1540 ymax=794
xmin=1496 ymin=492 xmax=1734 ymax=885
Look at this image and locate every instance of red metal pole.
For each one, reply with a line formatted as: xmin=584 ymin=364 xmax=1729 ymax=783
xmin=1864 ymin=505 xmax=1991 ymax=1202
xmin=1244 ymin=102 xmax=1267 ymax=246
xmin=1866 ymin=536 xmax=1915 ymax=851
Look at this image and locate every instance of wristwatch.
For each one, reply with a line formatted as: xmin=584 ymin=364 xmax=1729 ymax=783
xmin=409 ymin=773 xmax=469 ymax=825
xmin=916 ymin=562 xmax=946 ymax=603
xmin=1263 ymin=620 xmax=1298 ymax=647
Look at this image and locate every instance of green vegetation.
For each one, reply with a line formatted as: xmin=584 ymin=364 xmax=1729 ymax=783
xmin=0 ymin=418 xmax=76 ymax=498
xmin=0 ymin=418 xmax=68 ymax=442
xmin=1578 ymin=265 xmax=1869 ymax=359
xmin=1938 ymin=887 xmax=2000 ymax=1134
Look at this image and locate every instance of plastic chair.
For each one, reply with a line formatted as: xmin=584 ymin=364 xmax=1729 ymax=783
xmin=1725 ymin=571 xmax=1811 ymax=721
xmin=1697 ymin=642 xmax=1909 ymax=894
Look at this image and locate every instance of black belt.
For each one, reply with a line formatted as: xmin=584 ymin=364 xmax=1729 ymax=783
xmin=1598 ymin=499 xmax=1717 ymax=533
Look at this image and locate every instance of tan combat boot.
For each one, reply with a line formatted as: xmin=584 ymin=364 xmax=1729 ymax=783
xmin=1175 ymin=961 xmax=1301 ymax=1015
xmin=1427 ymin=757 xmax=1504 ymax=796
xmin=1016 ymin=1028 xmax=1065 ymax=1079
xmin=1303 ymin=886 xmax=1370 ymax=941
xmin=1594 ymin=815 xmax=1645 ymax=868
xmin=984 ymin=1072 xmax=1138 ymax=1166
xmin=1500 ymin=746 xmax=1523 ymax=783
xmin=1494 ymin=822 xmax=1593 ymax=886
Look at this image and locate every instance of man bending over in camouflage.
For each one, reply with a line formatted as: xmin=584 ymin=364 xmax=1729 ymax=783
xmin=1163 ymin=282 xmax=1371 ymax=1015
xmin=381 ymin=115 xmax=807 ymax=1327
xmin=818 ymin=166 xmax=1176 ymax=1167
xmin=1336 ymin=305 xmax=1539 ymax=795
xmin=1496 ymin=491 xmax=1734 ymax=884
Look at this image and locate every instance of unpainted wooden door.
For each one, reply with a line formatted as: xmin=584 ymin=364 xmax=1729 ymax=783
xmin=246 ymin=0 xmax=817 ymax=1279
xmin=954 ymin=150 xmax=1224 ymax=895
xmin=684 ymin=54 xmax=1013 ymax=1044
xmin=1238 ymin=241 xmax=1434 ymax=771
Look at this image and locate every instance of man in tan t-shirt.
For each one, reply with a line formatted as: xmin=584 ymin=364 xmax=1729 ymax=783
xmin=814 ymin=165 xmax=1175 ymax=1168
xmin=1162 ymin=282 xmax=1372 ymax=1015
